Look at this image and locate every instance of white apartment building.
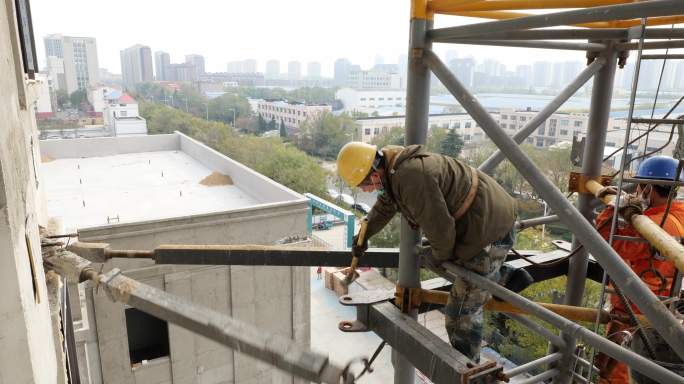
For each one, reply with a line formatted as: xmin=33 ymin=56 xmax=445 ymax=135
xmin=256 ymin=99 xmax=332 ymax=131
xmin=347 ymin=69 xmax=402 ymax=89
xmin=335 ymin=88 xmax=407 ymax=111
xmin=498 ymin=109 xmax=593 ymax=147
xmin=356 ymin=113 xmax=494 ymax=145
xmin=44 ymin=34 xmax=100 ymax=94
xmin=103 ymin=93 xmax=148 ymax=136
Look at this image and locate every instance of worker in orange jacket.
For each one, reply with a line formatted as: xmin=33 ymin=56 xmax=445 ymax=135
xmin=594 ymin=156 xmax=684 ymax=384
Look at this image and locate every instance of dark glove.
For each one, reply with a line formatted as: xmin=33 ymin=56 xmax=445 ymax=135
xmin=620 ymin=194 xmax=646 ymax=222
xmin=498 ymin=263 xmax=534 ymax=296
xmin=352 ymin=234 xmax=368 ymax=258
xmin=418 ymin=245 xmax=443 ymax=271
xmin=596 ymin=185 xmax=618 ymax=199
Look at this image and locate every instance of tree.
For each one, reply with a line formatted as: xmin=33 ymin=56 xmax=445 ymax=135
xmin=280 ymin=119 xmax=287 ymax=138
xmin=69 ymin=89 xmax=89 ymax=111
xmin=54 ymin=89 xmax=69 ymax=110
xmin=268 ymin=116 xmax=276 ymax=131
xmin=440 ymin=129 xmax=464 ymax=158
xmin=297 ymin=112 xmax=356 ymax=159
xmin=372 ymin=126 xmax=404 ymax=148
xmin=257 ymin=113 xmax=267 ymax=133
xmin=207 ymin=93 xmax=250 ymax=125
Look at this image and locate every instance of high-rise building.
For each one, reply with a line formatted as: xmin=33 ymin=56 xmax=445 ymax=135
xmin=154 ymin=51 xmax=170 ymax=81
xmin=562 ymin=61 xmax=583 ymax=85
xmin=532 ymin=61 xmax=552 ymax=88
xmin=43 ymin=34 xmax=100 ymax=94
xmin=288 ymin=61 xmax=301 ymax=81
xmin=120 ymin=44 xmax=153 ymax=89
xmin=243 ymin=59 xmax=257 ymax=73
xmin=265 ymin=59 xmax=280 ymax=79
xmin=307 ymin=62 xmax=321 ymax=79
xmin=166 ymin=63 xmax=197 ymax=82
xmin=185 ymin=54 xmax=205 ymax=77
xmin=448 ymin=58 xmax=475 ymax=88
xmin=334 ymin=58 xmax=352 ymax=85
xmin=226 ymin=59 xmax=257 ymax=74
xmin=515 ymin=65 xmax=533 ymax=88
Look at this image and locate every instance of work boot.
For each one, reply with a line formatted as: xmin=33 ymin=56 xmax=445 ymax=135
xmin=496 ymin=263 xmax=534 ymax=299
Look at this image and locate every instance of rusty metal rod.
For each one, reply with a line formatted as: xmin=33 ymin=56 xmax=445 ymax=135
xmin=586 ymin=179 xmax=684 ymax=274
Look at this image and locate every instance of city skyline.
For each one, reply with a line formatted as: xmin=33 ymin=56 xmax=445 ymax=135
xmin=30 ymin=0 xmax=624 ymax=77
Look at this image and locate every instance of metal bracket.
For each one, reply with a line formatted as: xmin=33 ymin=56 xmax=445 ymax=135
xmin=568 ymin=172 xmax=612 ymax=194
xmin=338 ymin=290 xmax=393 ymax=333
xmin=462 ymin=361 xmax=506 ymax=384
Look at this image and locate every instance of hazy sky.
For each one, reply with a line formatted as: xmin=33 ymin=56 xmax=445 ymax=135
xmin=32 ymin=0 xmax=600 ymax=76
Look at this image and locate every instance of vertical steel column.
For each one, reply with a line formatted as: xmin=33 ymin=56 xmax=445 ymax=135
xmin=558 ymin=44 xmax=619 ymax=383
xmin=393 ymin=2 xmax=432 ymax=383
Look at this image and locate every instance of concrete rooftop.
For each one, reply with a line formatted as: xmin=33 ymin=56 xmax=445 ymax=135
xmin=42 ymin=150 xmax=258 ymax=232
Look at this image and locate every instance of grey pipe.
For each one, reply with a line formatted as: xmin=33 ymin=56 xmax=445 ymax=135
xmin=424 ymin=49 xmax=684 ymax=366
xmin=479 ymin=58 xmax=605 ymax=174
xmin=505 ymin=313 xmax=566 ymax=349
xmin=441 ymin=262 xmax=684 ymax=384
xmin=435 ymin=40 xmax=606 ymax=51
xmin=426 ymin=0 xmax=684 ymax=40
xmin=504 ymin=352 xmax=562 ymax=378
xmin=515 ymin=215 xmax=561 ymax=230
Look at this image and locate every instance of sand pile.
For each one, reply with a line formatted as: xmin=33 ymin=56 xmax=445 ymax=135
xmin=199 ymin=171 xmax=234 ymax=186
xmin=41 ymin=154 xmax=55 ymax=163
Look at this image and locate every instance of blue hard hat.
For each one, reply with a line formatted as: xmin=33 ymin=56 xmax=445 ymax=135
xmin=636 ymin=156 xmax=682 ymax=181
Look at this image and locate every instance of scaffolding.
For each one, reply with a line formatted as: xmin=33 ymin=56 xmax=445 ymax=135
xmin=41 ymin=1 xmax=684 ymax=384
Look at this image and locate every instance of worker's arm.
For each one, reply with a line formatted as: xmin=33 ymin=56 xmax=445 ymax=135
xmin=595 ymin=206 xmax=649 ymax=263
xmin=364 ymin=189 xmax=398 ymax=240
xmin=396 ymin=167 xmax=456 ymax=262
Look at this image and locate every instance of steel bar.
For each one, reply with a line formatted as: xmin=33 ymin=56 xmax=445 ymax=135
xmin=424 ymin=49 xmax=684 ymax=363
xmin=430 ymin=28 xmax=629 ymax=41
xmin=587 ymin=179 xmax=684 ymax=274
xmin=424 ymin=0 xmax=684 ymax=40
xmin=430 ymin=0 xmax=638 ymax=12
xmin=62 ymin=282 xmax=81 ymax=384
xmin=434 ymin=39 xmax=606 ymax=51
xmin=516 ymin=368 xmax=559 ymax=384
xmin=515 ymin=215 xmax=561 ymax=230
xmin=642 ymin=54 xmax=684 ymax=60
xmin=45 ymin=249 xmax=353 ymax=384
xmin=504 ymin=313 xmax=566 ymax=349
xmin=486 ymin=300 xmax=613 ymax=324
xmin=365 ymin=301 xmax=494 ymax=384
xmin=632 ymin=118 xmax=684 ymax=125
xmin=395 ymin=12 xmax=433 ymax=384
xmin=479 ymin=58 xmax=605 ymax=174
xmin=618 ymin=40 xmax=684 ymax=50
xmin=153 ymin=245 xmax=401 ymax=268
xmin=441 ymin=262 xmax=684 ymax=384
xmin=504 ymin=353 xmax=562 ymax=378
xmin=561 ymin=45 xmax=618 ymax=380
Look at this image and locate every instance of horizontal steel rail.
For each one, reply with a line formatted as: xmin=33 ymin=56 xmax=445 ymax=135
xmin=504 ymin=313 xmax=567 ymax=349
xmin=433 ymin=39 xmax=606 ymax=51
xmin=515 ymin=215 xmax=561 ymax=230
xmin=503 ymin=352 xmax=562 ymax=378
xmin=430 ymin=28 xmax=629 ymax=41
xmin=425 ymin=0 xmax=684 ymax=40
xmin=618 ymin=40 xmax=684 ymax=50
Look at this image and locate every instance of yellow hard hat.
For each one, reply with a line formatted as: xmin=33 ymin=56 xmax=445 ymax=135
xmin=337 ymin=142 xmax=378 ymax=187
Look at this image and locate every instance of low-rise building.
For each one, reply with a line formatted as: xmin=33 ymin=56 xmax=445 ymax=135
xmin=256 ymin=99 xmax=332 ymax=132
xmin=335 ymin=88 xmax=407 ymax=111
xmin=347 ymin=69 xmax=402 ymax=89
xmin=34 ymin=73 xmax=53 ymax=119
xmin=103 ymin=93 xmax=147 ymax=136
xmin=355 ymin=113 xmax=494 ymax=145
xmin=498 ymin=109 xmax=590 ymax=148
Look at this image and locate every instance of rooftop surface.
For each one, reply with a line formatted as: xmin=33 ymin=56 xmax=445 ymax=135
xmin=42 ymin=150 xmax=258 ymax=233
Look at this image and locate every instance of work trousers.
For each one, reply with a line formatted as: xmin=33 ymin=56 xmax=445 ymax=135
xmin=444 ymin=229 xmax=514 ymax=362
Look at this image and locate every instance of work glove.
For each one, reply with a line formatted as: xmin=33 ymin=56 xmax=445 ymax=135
xmin=620 ymin=194 xmax=647 ymax=222
xmin=497 ymin=263 xmax=534 ymax=300
xmin=418 ymin=245 xmax=443 ymax=271
xmin=352 ymin=234 xmax=368 ymax=258
xmin=596 ymin=185 xmax=618 ymax=199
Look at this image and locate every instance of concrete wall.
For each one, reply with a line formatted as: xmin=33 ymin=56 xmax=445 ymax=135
xmin=0 ymin=1 xmax=61 ymax=382
xmin=40 ymin=134 xmax=179 ymax=159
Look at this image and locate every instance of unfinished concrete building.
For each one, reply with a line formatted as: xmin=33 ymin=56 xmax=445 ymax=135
xmin=40 ymin=133 xmax=311 ymax=383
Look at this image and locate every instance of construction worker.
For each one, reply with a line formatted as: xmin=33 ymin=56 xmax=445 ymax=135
xmin=336 ymin=141 xmax=522 ymax=362
xmin=594 ymin=155 xmax=684 ymax=384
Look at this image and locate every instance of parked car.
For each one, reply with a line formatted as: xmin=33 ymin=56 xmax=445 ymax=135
xmin=327 ymin=188 xmax=340 ymax=200
xmin=351 ymin=202 xmax=371 ymax=214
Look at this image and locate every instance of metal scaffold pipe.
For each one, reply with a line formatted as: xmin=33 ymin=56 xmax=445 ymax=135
xmin=428 ymin=0 xmax=684 ymax=39
xmin=423 ymin=49 xmax=684 ymax=364
xmin=586 ymin=179 xmax=684 ymax=274
xmin=441 ymin=262 xmax=684 ymax=384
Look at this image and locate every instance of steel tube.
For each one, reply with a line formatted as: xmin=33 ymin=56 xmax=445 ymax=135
xmin=632 ymin=118 xmax=684 ymax=125
xmin=442 ymin=262 xmax=684 ymax=384
xmin=642 ymin=54 xmax=684 ymax=60
xmin=504 ymin=313 xmax=566 ymax=349
xmin=618 ymin=40 xmax=684 ymax=50
xmin=504 ymin=353 xmax=562 ymax=378
xmin=424 ymin=49 xmax=684 ymax=363
xmin=515 ymin=215 xmax=561 ymax=230
xmin=434 ymin=39 xmax=606 ymax=51
xmin=431 ymin=0 xmax=641 ymax=12
xmin=424 ymin=0 xmax=684 ymax=40
xmin=622 ymin=177 xmax=684 ymax=186
xmin=516 ymin=368 xmax=559 ymax=384
xmin=430 ymin=28 xmax=629 ymax=41
xmin=587 ymin=179 xmax=684 ymax=274
xmin=561 ymin=46 xmax=618 ymax=378
xmin=394 ymin=14 xmax=433 ymax=384
xmin=479 ymin=58 xmax=605 ymax=174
